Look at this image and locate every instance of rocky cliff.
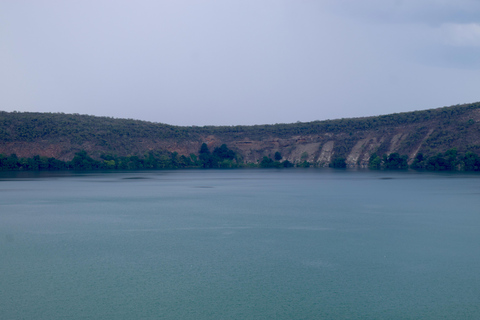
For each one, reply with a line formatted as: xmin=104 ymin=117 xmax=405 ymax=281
xmin=1 ymin=102 xmax=480 ymax=167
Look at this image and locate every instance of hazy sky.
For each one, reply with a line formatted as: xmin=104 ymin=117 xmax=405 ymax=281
xmin=1 ymin=1 xmax=480 ymax=126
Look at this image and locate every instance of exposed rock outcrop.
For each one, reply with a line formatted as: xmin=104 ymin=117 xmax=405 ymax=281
xmin=1 ymin=102 xmax=480 ymax=167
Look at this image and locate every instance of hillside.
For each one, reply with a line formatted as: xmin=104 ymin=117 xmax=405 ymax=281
xmin=1 ymin=102 xmax=480 ymax=168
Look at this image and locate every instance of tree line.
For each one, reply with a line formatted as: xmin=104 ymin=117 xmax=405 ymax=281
xmin=1 ymin=146 xmax=480 ymax=172
xmin=368 ymin=149 xmax=480 ymax=171
xmin=0 ymin=144 xmax=241 ymax=171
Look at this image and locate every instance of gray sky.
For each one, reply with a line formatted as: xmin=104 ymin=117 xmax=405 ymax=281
xmin=1 ymin=0 xmax=480 ymax=126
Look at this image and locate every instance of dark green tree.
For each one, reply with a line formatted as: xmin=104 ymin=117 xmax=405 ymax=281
xmin=384 ymin=153 xmax=408 ymax=169
xmin=70 ymin=150 xmax=102 ymax=170
xmin=260 ymin=156 xmax=275 ymax=168
xmin=330 ymin=157 xmax=346 ymax=168
xmin=282 ymin=160 xmax=294 ymax=168
xmin=199 ymin=143 xmax=213 ymax=168
xmin=410 ymin=153 xmax=425 ymax=169
xmin=368 ymin=153 xmax=382 ymax=169
xmin=463 ymin=151 xmax=480 ymax=171
xmin=213 ymin=144 xmax=235 ymax=160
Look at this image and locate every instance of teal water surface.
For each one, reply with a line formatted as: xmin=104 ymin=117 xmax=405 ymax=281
xmin=1 ymin=169 xmax=480 ymax=319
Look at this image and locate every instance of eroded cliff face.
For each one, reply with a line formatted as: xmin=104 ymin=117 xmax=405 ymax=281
xmin=195 ymin=107 xmax=480 ymax=167
xmin=243 ymin=108 xmax=480 ymax=166
xmin=210 ymin=125 xmax=435 ymax=167
xmin=0 ymin=122 xmax=470 ymax=167
xmin=1 ymin=105 xmax=480 ymax=166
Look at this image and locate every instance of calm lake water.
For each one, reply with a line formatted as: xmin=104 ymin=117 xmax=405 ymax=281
xmin=1 ymin=169 xmax=480 ymax=319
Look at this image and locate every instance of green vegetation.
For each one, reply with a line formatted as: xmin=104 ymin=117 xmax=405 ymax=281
xmin=1 ymin=101 xmax=480 ymax=172
xmin=0 ymin=144 xmax=237 ymax=171
xmin=198 ymin=143 xmax=238 ymax=168
xmin=1 ymin=101 xmax=479 ymax=152
xmin=383 ymin=153 xmax=409 ymax=170
xmin=2 ymin=147 xmax=480 ymax=172
xmin=0 ymin=153 xmax=68 ymax=171
xmin=0 ymin=150 xmax=203 ymax=171
xmin=259 ymin=156 xmax=294 ymax=168
xmin=329 ymin=157 xmax=347 ymax=168
xmin=368 ymin=153 xmax=382 ymax=170
xmin=366 ymin=148 xmax=480 ymax=171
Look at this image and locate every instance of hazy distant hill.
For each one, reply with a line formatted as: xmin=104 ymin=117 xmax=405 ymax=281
xmin=1 ymin=102 xmax=480 ymax=167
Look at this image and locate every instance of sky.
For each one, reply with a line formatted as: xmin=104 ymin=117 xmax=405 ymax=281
xmin=1 ymin=0 xmax=480 ymax=126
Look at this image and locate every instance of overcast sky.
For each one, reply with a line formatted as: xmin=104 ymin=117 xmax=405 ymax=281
xmin=1 ymin=1 xmax=480 ymax=126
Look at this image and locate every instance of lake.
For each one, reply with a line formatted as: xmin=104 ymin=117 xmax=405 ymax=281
xmin=1 ymin=169 xmax=480 ymax=319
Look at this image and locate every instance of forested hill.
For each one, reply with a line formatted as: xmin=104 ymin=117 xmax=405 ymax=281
xmin=1 ymin=101 xmax=480 ymax=168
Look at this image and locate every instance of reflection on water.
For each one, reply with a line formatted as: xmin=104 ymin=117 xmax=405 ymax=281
xmin=1 ymin=169 xmax=480 ymax=319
